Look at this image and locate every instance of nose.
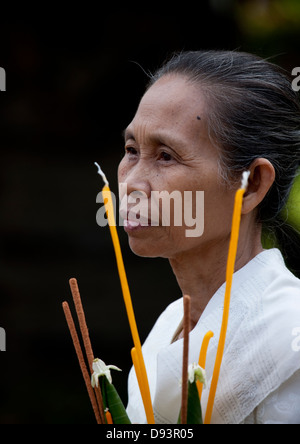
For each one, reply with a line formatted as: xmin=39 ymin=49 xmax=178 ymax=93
xmin=119 ymin=162 xmax=152 ymax=199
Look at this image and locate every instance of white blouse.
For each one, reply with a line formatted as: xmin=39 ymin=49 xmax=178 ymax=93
xmin=126 ymin=249 xmax=300 ymax=424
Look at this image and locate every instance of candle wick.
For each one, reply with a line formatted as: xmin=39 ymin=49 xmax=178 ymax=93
xmin=241 ymin=171 xmax=250 ymax=190
xmin=94 ymin=162 xmax=109 ymax=186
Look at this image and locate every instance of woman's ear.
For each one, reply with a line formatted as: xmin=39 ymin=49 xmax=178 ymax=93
xmin=242 ymin=158 xmax=276 ymax=215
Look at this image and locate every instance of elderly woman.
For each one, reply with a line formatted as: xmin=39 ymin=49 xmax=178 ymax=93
xmin=118 ymin=51 xmax=300 ymax=424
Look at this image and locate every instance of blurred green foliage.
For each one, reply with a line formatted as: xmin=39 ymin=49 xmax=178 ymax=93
xmin=235 ymin=0 xmax=300 ymax=34
xmin=284 ymin=172 xmax=300 ymax=231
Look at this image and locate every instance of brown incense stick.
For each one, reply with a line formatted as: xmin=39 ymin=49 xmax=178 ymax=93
xmin=181 ymin=295 xmax=191 ymax=425
xmin=68 ymin=278 xmax=105 ymax=424
xmin=94 ymin=384 xmax=106 ymax=424
xmin=62 ymin=301 xmax=102 ymax=424
xmin=69 ymin=278 xmax=94 ymax=372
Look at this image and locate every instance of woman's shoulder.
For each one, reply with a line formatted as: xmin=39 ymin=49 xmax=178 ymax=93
xmin=240 ymin=249 xmax=300 ymax=387
xmin=257 ymin=248 xmax=300 ymax=306
xmin=200 ymin=249 xmax=300 ymax=424
xmin=237 ymin=249 xmax=300 ymax=345
xmin=236 ymin=248 xmax=300 ymax=301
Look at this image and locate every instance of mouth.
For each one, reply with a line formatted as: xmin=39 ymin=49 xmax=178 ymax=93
xmin=119 ymin=203 xmax=158 ymax=232
xmin=123 ymin=217 xmax=151 ymax=232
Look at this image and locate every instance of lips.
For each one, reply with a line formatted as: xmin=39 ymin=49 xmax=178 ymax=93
xmin=118 ymin=191 xmax=162 ymax=229
xmin=123 ymin=219 xmax=144 ymax=229
xmin=119 ymin=202 xmax=152 ymax=228
xmin=121 ymin=212 xmax=151 ymax=228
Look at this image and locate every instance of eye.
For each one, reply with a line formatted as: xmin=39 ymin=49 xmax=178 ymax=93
xmin=159 ymin=151 xmax=173 ymax=162
xmin=125 ymin=146 xmax=138 ymax=157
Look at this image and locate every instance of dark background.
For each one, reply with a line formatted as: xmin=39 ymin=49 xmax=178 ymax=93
xmin=0 ymin=1 xmax=300 ymax=424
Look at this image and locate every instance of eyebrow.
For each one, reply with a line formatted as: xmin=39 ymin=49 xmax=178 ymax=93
xmin=122 ymin=127 xmax=186 ymax=152
xmin=122 ymin=128 xmax=132 ymax=140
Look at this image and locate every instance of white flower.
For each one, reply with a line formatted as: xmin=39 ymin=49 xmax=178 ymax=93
xmin=91 ymin=358 xmax=121 ymax=387
xmin=188 ymin=363 xmax=207 ymax=388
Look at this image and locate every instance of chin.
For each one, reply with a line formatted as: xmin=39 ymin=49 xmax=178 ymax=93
xmin=127 ymin=236 xmax=170 ymax=258
xmin=128 ymin=238 xmax=160 ymax=258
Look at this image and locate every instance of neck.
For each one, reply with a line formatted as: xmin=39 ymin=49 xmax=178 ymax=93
xmin=169 ymin=217 xmax=263 ymax=329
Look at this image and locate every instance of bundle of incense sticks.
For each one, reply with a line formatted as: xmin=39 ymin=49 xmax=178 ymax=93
xmin=62 ymin=278 xmax=106 ymax=424
xmin=63 ymin=280 xmax=194 ymax=425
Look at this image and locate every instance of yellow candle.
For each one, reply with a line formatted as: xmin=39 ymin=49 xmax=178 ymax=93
xmin=204 ymin=172 xmax=250 ymax=425
xmin=197 ymin=330 xmax=214 ymax=401
xmin=95 ymin=163 xmax=155 ymax=424
xmin=131 ymin=347 xmax=146 ymax=403
xmin=105 ymin=410 xmax=113 ymax=424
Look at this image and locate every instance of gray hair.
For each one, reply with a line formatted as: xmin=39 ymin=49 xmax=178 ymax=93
xmin=149 ymin=50 xmax=300 ymax=276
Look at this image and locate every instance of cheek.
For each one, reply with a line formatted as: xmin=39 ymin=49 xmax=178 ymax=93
xmin=203 ymin=188 xmax=235 ymax=236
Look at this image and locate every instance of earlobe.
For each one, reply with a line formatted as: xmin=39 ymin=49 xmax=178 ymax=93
xmin=242 ymin=158 xmax=276 ymax=215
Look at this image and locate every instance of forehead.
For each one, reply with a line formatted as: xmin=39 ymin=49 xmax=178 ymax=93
xmin=126 ymin=75 xmax=207 ymax=140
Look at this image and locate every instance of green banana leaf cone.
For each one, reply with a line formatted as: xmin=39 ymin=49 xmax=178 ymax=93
xmin=101 ymin=376 xmax=131 ymax=424
xmin=178 ymin=381 xmax=203 ymax=425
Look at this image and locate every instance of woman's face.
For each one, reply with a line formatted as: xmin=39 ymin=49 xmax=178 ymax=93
xmin=118 ymin=75 xmax=237 ymax=259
